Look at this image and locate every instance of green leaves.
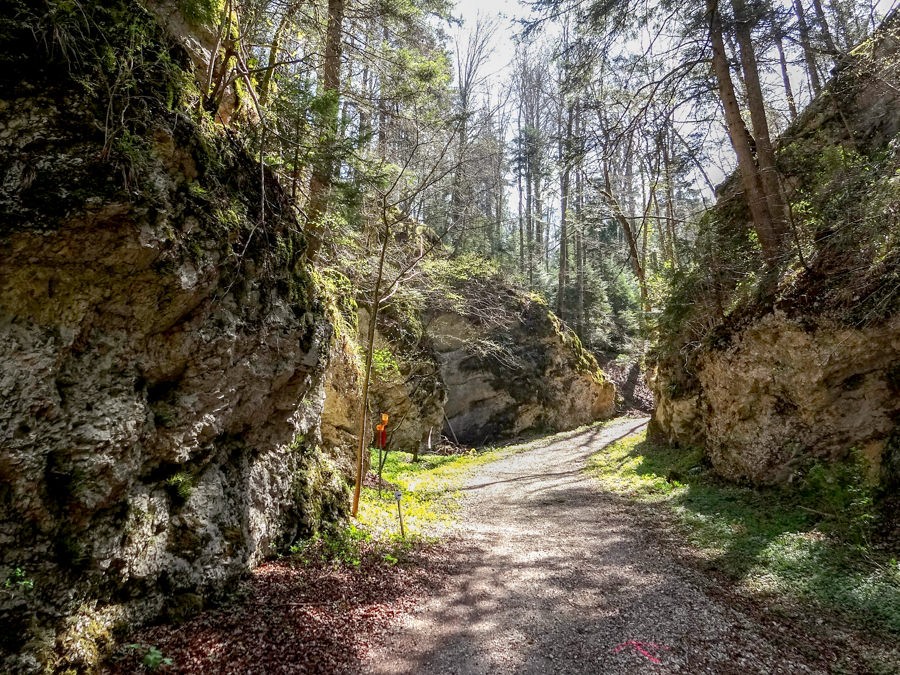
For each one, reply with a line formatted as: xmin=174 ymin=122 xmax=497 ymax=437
xmin=587 ymin=431 xmax=900 ymax=638
xmin=125 ymin=643 xmax=174 ymax=671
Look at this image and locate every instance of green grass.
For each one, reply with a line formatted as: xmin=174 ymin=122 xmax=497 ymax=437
xmin=289 ymin=444 xmax=519 ymax=568
xmin=586 ymin=431 xmax=900 ymax=638
xmin=357 ymin=446 xmax=511 ymax=539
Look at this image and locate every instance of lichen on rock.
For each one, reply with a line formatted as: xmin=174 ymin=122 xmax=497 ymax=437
xmin=0 ymin=2 xmax=352 ymax=671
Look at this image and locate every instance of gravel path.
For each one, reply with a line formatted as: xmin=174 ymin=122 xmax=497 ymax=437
xmin=364 ymin=417 xmax=826 ymax=674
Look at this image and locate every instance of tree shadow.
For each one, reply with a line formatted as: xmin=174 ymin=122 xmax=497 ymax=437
xmin=613 ymin=438 xmax=900 ymax=638
xmin=370 ymin=481 xmax=835 ymax=674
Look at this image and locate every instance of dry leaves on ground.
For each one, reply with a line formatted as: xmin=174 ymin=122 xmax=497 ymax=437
xmin=104 ymin=542 xmax=448 ymax=674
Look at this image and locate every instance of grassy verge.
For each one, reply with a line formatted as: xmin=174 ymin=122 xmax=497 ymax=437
xmin=291 ymin=444 xmax=518 ymax=567
xmin=357 ymin=446 xmax=511 ymax=539
xmin=586 ymin=431 xmax=900 ymax=639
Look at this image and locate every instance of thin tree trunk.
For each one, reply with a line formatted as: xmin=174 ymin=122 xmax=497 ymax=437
xmin=258 ymin=4 xmax=297 ymax=107
xmin=602 ymin=168 xmax=650 ymax=312
xmin=450 ymin=115 xmax=467 ymax=251
xmin=291 ymin=115 xmax=303 ymax=201
xmin=661 ymin=129 xmax=679 ymax=268
xmin=558 ymin=161 xmax=570 ymax=318
xmin=359 ymin=62 xmax=371 ymax=148
xmin=351 ymin=208 xmax=391 ymax=517
xmin=708 ymin=0 xmax=781 ymax=263
xmin=525 ymin=150 xmax=534 ymax=287
xmin=558 ymin=101 xmax=574 ymax=318
xmin=377 ymin=25 xmax=390 ymax=157
xmin=732 ymin=0 xmax=789 ymax=242
xmin=811 ymin=0 xmax=840 ymax=54
xmin=517 ymin=112 xmax=525 ymax=276
xmin=773 ymin=18 xmax=798 ymax=120
xmin=828 ymin=0 xmax=853 ymax=49
xmin=794 ymin=0 xmax=823 ymax=96
xmin=534 ymin=172 xmax=544 ymax=273
xmin=304 ymin=0 xmax=345 ymax=260
xmin=575 ymin=164 xmax=584 ymax=339
xmin=494 ymin=112 xmax=505 ymax=258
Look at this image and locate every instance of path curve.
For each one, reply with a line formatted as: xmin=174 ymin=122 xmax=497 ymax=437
xmin=365 ymin=417 xmax=823 ymax=674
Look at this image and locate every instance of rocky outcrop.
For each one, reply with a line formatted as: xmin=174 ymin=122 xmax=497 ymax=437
xmin=652 ymin=315 xmax=900 ymax=484
xmin=430 ymin=302 xmax=615 ymax=446
xmin=650 ymin=15 xmax=900 ymax=488
xmin=0 ymin=3 xmax=352 ymax=671
xmin=368 ymin=273 xmax=615 ymax=451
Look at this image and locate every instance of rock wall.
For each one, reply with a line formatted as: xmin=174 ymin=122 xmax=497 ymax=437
xmin=650 ymin=15 xmax=900 ymax=488
xmin=651 ymin=315 xmax=900 ymax=484
xmin=366 ymin=279 xmax=616 ymax=452
xmin=0 ymin=3 xmax=352 ymax=671
xmin=430 ymin=302 xmax=615 ymax=446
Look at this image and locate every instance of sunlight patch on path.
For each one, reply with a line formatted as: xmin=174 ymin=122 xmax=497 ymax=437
xmin=365 ymin=416 xmax=830 ymax=674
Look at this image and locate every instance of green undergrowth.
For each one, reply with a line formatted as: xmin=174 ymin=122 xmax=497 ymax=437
xmin=290 ymin=445 xmax=516 ymax=568
xmin=587 ymin=431 xmax=900 ymax=638
xmin=357 ymin=447 xmax=510 ymax=538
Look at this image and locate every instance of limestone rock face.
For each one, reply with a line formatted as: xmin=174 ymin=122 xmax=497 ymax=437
xmin=0 ymin=4 xmax=350 ymax=671
xmin=430 ymin=301 xmax=615 ymax=445
xmin=369 ymin=283 xmax=615 ymax=451
xmin=356 ymin=309 xmax=447 ymax=456
xmin=321 ymin=335 xmax=365 ymax=456
xmin=653 ymin=315 xmax=900 ymax=484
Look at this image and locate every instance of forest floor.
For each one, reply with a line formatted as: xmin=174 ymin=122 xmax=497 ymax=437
xmin=107 ymin=417 xmax=897 ymax=673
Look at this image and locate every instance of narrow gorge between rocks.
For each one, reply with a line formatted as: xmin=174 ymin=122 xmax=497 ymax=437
xmin=1 ymin=0 xmax=898 ymax=673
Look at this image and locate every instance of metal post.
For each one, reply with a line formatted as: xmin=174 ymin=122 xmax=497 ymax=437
xmin=394 ymin=490 xmax=405 ymax=538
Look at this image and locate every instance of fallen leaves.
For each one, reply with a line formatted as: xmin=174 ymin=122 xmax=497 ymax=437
xmin=103 ymin=541 xmax=448 ymax=674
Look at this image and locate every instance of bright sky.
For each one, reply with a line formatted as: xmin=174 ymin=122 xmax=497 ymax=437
xmin=447 ymin=0 xmax=899 ymax=202
xmin=451 ymin=0 xmax=531 ymax=80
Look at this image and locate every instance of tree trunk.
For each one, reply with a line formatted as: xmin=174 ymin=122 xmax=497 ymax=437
xmin=708 ymin=0 xmax=781 ymax=263
xmin=258 ymin=4 xmax=298 ymax=107
xmin=304 ymin=0 xmax=345 ymax=261
xmin=575 ymin=165 xmax=585 ymax=340
xmin=794 ymin=0 xmax=823 ymax=96
xmin=525 ymin=151 xmax=534 ymax=287
xmin=732 ymin=0 xmax=789 ymax=244
xmin=602 ymin=168 xmax=650 ymax=312
xmin=773 ymin=17 xmax=798 ymax=120
xmin=811 ymin=0 xmax=840 ymax=54
xmin=661 ymin=129 xmax=679 ymax=268
xmin=558 ymin=163 xmax=570 ymax=318
xmin=351 ymin=208 xmax=390 ymax=517
xmin=517 ymin=112 xmax=525 ymax=276
xmin=828 ymin=0 xmax=854 ymax=49
xmin=558 ymin=101 xmax=574 ymax=319
xmin=534 ymin=171 xmax=544 ymax=274
xmin=494 ymin=123 xmax=504 ymax=259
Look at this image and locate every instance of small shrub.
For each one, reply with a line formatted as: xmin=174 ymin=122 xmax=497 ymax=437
xmin=165 ymin=472 xmax=194 ymax=501
xmin=125 ymin=643 xmax=173 ymax=671
xmin=801 ymin=455 xmax=877 ymax=547
xmin=4 ymin=567 xmax=34 ymax=591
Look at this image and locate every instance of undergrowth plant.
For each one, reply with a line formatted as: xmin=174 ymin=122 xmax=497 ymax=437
xmin=356 ymin=448 xmax=504 ymax=539
xmin=289 ymin=444 xmax=515 ymax=568
xmin=586 ymin=431 xmax=900 ymax=639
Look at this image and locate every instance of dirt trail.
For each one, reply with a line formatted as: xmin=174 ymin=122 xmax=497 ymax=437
xmin=365 ymin=418 xmax=824 ymax=674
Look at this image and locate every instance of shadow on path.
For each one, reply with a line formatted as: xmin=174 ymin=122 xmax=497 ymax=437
xmin=366 ymin=417 xmax=834 ymax=675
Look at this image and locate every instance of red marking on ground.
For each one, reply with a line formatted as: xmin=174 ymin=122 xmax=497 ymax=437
xmin=612 ymin=639 xmax=671 ymax=664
